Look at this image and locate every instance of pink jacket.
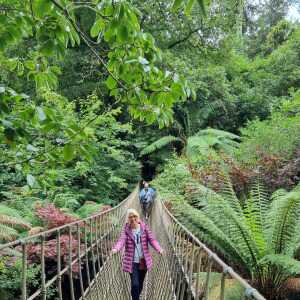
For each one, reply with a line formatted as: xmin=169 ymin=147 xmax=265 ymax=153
xmin=112 ymin=221 xmax=162 ymax=273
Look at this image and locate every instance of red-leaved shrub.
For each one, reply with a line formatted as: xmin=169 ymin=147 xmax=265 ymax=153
xmin=26 ymin=234 xmax=81 ymax=273
xmin=36 ymin=204 xmax=79 ymax=229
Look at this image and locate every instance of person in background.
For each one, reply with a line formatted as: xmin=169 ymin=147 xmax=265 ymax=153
xmin=111 ymin=208 xmax=164 ymax=300
xmin=139 ymin=181 xmax=156 ymax=219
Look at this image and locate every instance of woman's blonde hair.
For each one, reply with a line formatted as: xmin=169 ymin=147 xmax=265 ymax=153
xmin=126 ymin=208 xmax=140 ymax=220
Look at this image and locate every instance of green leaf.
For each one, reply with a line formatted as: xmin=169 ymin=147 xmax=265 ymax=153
xmin=185 ymin=0 xmax=195 ymax=15
xmin=106 ymin=76 xmax=117 ymax=89
xmin=24 ymin=60 xmax=35 ymax=70
xmin=40 ymin=40 xmax=55 ymax=56
xmin=117 ymin=25 xmax=129 ymax=42
xmin=90 ymin=19 xmax=105 ymax=38
xmin=7 ymin=59 xmax=18 ymax=71
xmin=63 ymin=143 xmax=75 ymax=161
xmin=197 ymin=0 xmax=206 ymax=15
xmin=33 ymin=0 xmax=53 ymax=18
xmin=172 ymin=0 xmax=184 ymax=11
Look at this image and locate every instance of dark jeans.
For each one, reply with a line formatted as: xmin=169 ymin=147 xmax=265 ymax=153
xmin=141 ymin=201 xmax=153 ymax=218
xmin=130 ymin=263 xmax=147 ymax=300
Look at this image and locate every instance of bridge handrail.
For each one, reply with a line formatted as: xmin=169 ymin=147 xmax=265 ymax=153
xmin=0 ymin=187 xmax=138 ymax=300
xmin=0 ymin=189 xmax=134 ymax=251
xmin=159 ymin=198 xmax=266 ymax=300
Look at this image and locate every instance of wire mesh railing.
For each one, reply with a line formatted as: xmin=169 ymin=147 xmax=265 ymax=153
xmin=0 ymin=187 xmax=139 ymax=300
xmin=148 ymin=197 xmax=267 ymax=300
xmin=0 ymin=186 xmax=266 ymax=300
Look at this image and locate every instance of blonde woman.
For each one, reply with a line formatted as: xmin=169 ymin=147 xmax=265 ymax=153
xmin=111 ymin=208 xmax=163 ymax=300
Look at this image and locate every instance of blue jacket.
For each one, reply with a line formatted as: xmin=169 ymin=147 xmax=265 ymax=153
xmin=139 ymin=187 xmax=156 ymax=203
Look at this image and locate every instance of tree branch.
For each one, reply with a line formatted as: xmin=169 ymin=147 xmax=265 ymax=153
xmin=168 ymin=27 xmax=201 ymax=49
xmin=49 ymin=0 xmax=127 ymax=90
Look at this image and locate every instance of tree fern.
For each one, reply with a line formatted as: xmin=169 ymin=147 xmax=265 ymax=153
xmin=140 ymin=135 xmax=183 ymax=156
xmin=165 ymin=179 xmax=300 ymax=298
xmin=186 ymin=129 xmax=240 ymax=163
xmin=140 ymin=128 xmax=239 ymax=160
xmin=0 ymin=205 xmax=31 ymax=241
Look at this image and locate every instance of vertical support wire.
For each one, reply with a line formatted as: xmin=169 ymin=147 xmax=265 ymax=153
xmin=178 ymin=230 xmax=187 ymax=299
xmin=56 ymin=230 xmax=63 ymax=300
xmin=195 ymin=248 xmax=202 ymax=299
xmin=187 ymin=242 xmax=196 ymax=300
xmin=99 ymin=214 xmax=106 ymax=295
xmin=21 ymin=242 xmax=27 ymax=300
xmin=84 ymin=220 xmax=91 ymax=291
xmin=77 ymin=223 xmax=85 ymax=299
xmin=91 ymin=218 xmax=101 ymax=300
xmin=220 ymin=271 xmax=226 ymax=300
xmin=105 ymin=212 xmax=114 ymax=298
xmin=95 ymin=216 xmax=101 ymax=271
xmin=68 ymin=226 xmax=75 ymax=300
xmin=173 ymin=224 xmax=181 ymax=296
xmin=41 ymin=234 xmax=46 ymax=300
xmin=90 ymin=219 xmax=97 ymax=280
xmin=112 ymin=211 xmax=120 ymax=296
xmin=95 ymin=216 xmax=102 ymax=294
xmin=204 ymin=257 xmax=213 ymax=300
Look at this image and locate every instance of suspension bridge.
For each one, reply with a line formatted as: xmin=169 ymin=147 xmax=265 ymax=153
xmin=0 ymin=187 xmax=266 ymax=300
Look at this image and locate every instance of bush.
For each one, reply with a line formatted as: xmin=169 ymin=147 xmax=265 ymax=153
xmin=0 ymin=256 xmax=40 ymax=299
xmin=237 ymin=91 xmax=300 ymax=166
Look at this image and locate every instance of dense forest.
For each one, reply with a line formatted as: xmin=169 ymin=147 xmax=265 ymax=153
xmin=0 ymin=0 xmax=300 ymax=299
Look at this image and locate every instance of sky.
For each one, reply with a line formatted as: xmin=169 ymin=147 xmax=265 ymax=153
xmin=287 ymin=3 xmax=300 ymax=21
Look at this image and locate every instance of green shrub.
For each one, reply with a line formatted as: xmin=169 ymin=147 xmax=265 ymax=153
xmin=75 ymin=202 xmax=104 ymax=218
xmin=237 ymin=91 xmax=300 ymax=165
xmin=0 ymin=257 xmax=40 ymax=299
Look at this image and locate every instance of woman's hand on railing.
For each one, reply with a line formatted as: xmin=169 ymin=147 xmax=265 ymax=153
xmin=111 ymin=248 xmax=118 ymax=255
xmin=159 ymin=249 xmax=165 ymax=255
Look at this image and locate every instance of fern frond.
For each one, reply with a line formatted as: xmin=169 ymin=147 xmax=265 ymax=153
xmin=218 ymin=171 xmax=244 ymax=217
xmin=259 ymin=254 xmax=300 ymax=276
xmin=0 ymin=214 xmax=31 ymax=229
xmin=244 ymin=200 xmax=267 ymax=257
xmin=244 ymin=179 xmax=269 ymax=255
xmin=0 ymin=224 xmax=18 ymax=241
xmin=185 ymin=135 xmax=212 ymax=161
xmin=202 ymin=195 xmax=261 ymax=270
xmin=140 ymin=136 xmax=183 ymax=156
xmin=285 ymin=221 xmax=300 ymax=256
xmin=268 ymin=190 xmax=300 ymax=254
xmin=176 ymin=201 xmax=251 ymax=273
xmin=0 ymin=204 xmax=23 ymax=218
xmin=196 ymin=128 xmax=240 ymax=154
xmin=197 ymin=128 xmax=240 ymax=141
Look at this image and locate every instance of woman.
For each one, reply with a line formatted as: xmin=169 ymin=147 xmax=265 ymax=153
xmin=111 ymin=208 xmax=164 ymax=300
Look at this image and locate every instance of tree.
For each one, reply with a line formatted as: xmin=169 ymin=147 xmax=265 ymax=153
xmin=0 ymin=0 xmax=194 ymax=206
